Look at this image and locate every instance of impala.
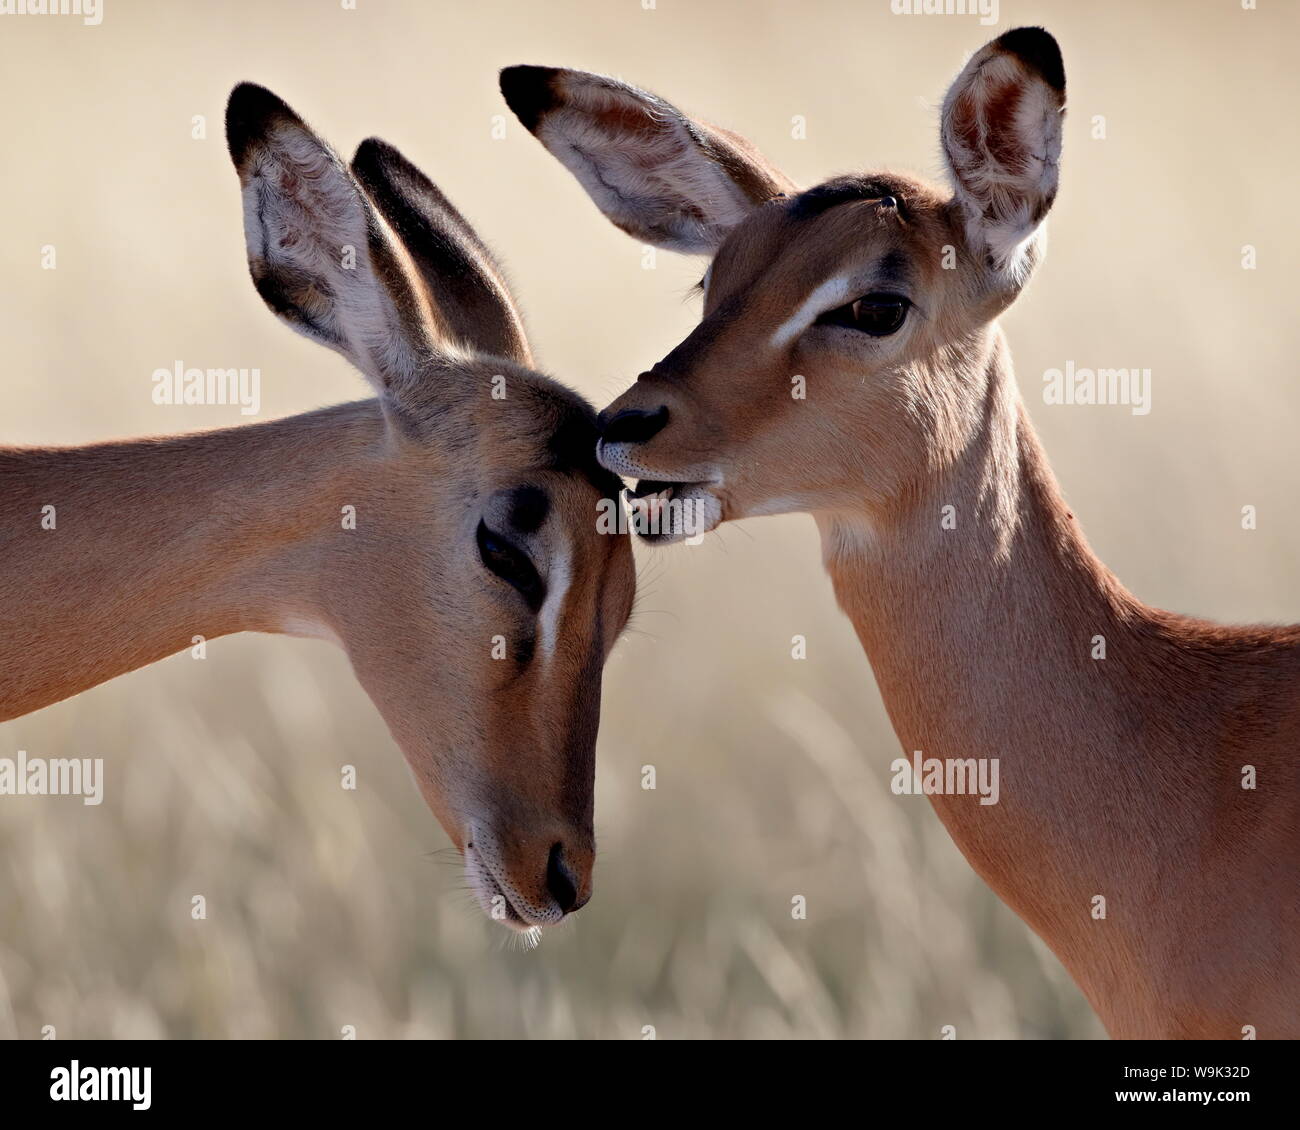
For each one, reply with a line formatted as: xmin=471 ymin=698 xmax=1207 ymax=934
xmin=502 ymin=28 xmax=1300 ymax=1034
xmin=0 ymin=84 xmax=635 ymax=932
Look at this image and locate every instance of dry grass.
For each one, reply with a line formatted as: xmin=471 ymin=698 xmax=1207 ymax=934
xmin=0 ymin=590 xmax=1100 ymax=1039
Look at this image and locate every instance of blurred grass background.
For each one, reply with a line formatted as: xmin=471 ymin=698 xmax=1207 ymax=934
xmin=1 ymin=0 xmax=1297 ymax=1038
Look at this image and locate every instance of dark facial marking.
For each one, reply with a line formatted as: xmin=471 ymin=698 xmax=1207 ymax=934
xmin=875 ymin=249 xmax=910 ymax=289
xmin=787 ymin=177 xmax=911 ymax=221
xmin=544 ymin=396 xmax=625 ymax=499
xmin=513 ymin=630 xmax=536 ymax=670
xmin=507 ymin=485 xmax=550 ymax=533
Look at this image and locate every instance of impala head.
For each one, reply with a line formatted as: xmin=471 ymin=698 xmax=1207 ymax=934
xmin=502 ymin=27 xmax=1065 ymax=541
xmin=226 ymin=85 xmax=634 ymax=931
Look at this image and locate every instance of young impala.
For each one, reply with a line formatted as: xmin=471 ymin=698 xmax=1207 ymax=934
xmin=0 ymin=84 xmax=635 ymax=932
xmin=503 ymin=28 xmax=1300 ymax=1034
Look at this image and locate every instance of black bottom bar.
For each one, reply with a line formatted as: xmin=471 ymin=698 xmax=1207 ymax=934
xmin=1 ymin=1038 xmax=1292 ymax=1116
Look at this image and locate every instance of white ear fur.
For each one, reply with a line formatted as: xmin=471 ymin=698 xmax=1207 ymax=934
xmin=940 ymin=28 xmax=1065 ymax=283
xmin=226 ymin=84 xmax=433 ymax=398
xmin=501 ymin=66 xmax=793 ymax=254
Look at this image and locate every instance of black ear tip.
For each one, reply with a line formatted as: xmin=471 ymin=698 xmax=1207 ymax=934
xmin=995 ymin=26 xmax=1065 ymax=94
xmin=499 ymin=65 xmax=560 ymax=132
xmin=353 ymin=136 xmax=423 ymax=176
xmin=225 ymin=82 xmax=302 ymax=166
xmin=352 ymin=135 xmax=396 ymax=169
xmin=351 ymin=136 xmax=406 ymax=188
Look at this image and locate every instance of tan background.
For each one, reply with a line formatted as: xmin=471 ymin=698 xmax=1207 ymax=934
xmin=1 ymin=0 xmax=1297 ymax=1038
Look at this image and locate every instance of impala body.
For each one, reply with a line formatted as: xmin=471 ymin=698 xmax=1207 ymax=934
xmin=503 ymin=28 xmax=1300 ymax=1033
xmin=0 ymin=85 xmax=635 ymax=932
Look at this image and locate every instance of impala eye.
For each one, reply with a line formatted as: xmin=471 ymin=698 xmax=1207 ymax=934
xmin=476 ymin=520 xmax=544 ymax=609
xmin=816 ymin=293 xmax=910 ymax=336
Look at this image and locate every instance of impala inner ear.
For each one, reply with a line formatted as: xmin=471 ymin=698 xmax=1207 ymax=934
xmin=939 ymin=26 xmax=1066 ymax=280
xmin=224 ymin=82 xmax=437 ymax=401
xmin=499 ymin=64 xmax=795 ymax=254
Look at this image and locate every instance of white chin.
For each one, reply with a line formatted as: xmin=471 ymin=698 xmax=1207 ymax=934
xmin=464 ymin=844 xmax=540 ymax=933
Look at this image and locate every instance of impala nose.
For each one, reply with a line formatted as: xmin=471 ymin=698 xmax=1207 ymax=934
xmin=546 ymin=842 xmax=585 ymax=914
xmin=468 ymin=826 xmax=594 ymax=928
xmin=600 ymin=405 xmax=669 ymax=445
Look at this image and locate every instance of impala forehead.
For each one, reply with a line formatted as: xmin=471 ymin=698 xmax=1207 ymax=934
xmin=477 ymin=482 xmax=631 ymax=672
xmin=706 ymin=185 xmax=931 ymax=322
xmin=471 ymin=381 xmax=631 ymax=646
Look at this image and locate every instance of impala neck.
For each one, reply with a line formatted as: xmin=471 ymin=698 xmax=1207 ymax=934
xmin=0 ymin=401 xmax=388 ymax=720
xmin=817 ymin=328 xmax=1153 ymax=954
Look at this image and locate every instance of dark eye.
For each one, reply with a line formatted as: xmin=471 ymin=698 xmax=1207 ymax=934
xmin=476 ymin=520 xmax=544 ymax=609
xmin=816 ymin=293 xmax=910 ymax=336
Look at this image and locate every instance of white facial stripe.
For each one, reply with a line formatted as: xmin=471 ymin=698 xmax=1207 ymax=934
xmin=770 ymin=275 xmax=853 ymax=348
xmin=537 ymin=533 xmax=572 ymax=663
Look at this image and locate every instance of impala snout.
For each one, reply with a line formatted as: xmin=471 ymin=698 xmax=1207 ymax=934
xmin=466 ymin=822 xmax=594 ymax=931
xmin=597 ymin=380 xmax=726 ymax=544
xmin=595 ymin=375 xmax=676 ymax=475
xmin=600 ymin=404 xmax=669 ymax=445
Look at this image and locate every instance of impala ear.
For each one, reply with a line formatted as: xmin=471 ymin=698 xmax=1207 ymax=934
xmin=225 ymin=83 xmax=437 ymax=400
xmin=351 ymin=138 xmax=533 ymax=367
xmin=500 ymin=65 xmax=794 ymax=254
xmin=940 ymin=27 xmax=1066 ymax=283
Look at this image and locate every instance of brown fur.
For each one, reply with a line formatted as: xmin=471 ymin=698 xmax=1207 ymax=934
xmin=0 ymin=84 xmax=635 ymax=932
xmin=507 ymin=30 xmax=1300 ymax=1029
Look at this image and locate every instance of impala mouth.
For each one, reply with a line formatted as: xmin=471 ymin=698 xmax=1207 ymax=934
xmin=625 ymin=478 xmax=722 ymax=544
xmin=625 ymin=478 xmax=679 ymax=503
xmin=464 ymin=840 xmax=542 ymax=937
xmin=596 ymin=438 xmax=724 ymax=542
xmin=484 ymin=877 xmax=528 ymax=926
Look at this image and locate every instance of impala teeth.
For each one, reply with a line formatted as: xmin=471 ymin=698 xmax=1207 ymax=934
xmin=628 ymin=484 xmax=676 ymax=505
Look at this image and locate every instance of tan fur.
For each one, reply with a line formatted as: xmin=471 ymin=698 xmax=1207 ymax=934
xmin=508 ymin=31 xmax=1300 ymax=1030
xmin=1 ymin=85 xmax=635 ymax=932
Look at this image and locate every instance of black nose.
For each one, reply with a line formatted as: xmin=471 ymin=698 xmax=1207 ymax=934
xmin=600 ymin=406 xmax=668 ymax=445
xmin=546 ymin=842 xmax=581 ymax=914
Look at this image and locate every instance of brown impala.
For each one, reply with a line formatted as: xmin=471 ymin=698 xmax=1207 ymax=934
xmin=0 ymin=85 xmax=635 ymax=935
xmin=502 ymin=27 xmax=1300 ymax=1035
